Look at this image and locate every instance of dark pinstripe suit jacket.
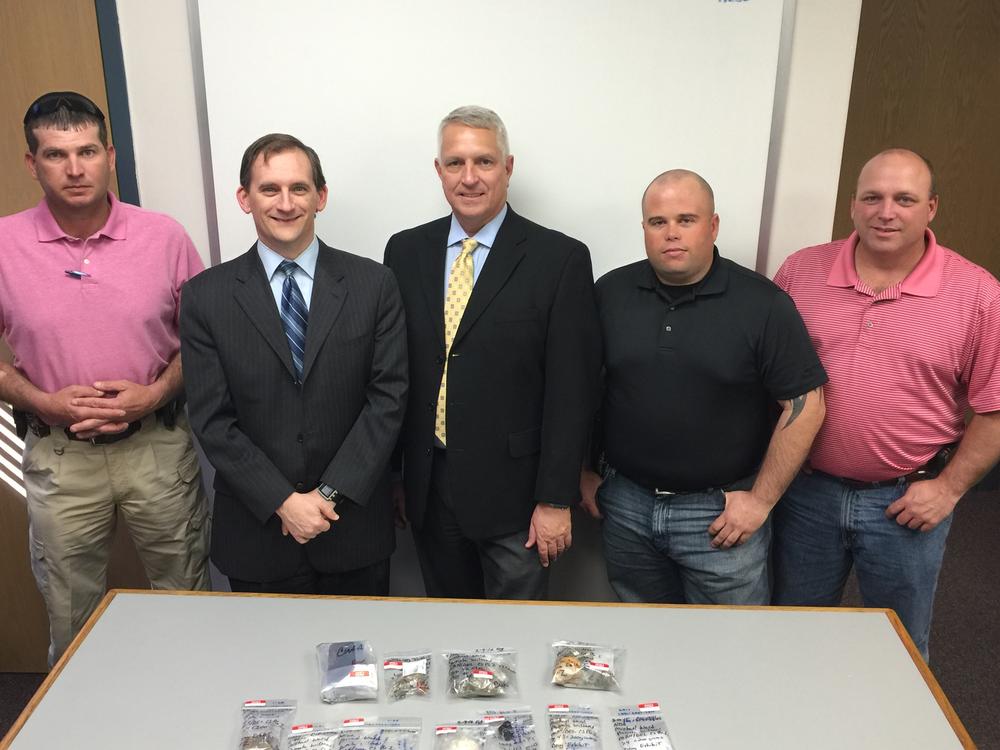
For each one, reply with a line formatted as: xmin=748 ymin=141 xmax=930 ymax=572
xmin=180 ymin=241 xmax=408 ymax=581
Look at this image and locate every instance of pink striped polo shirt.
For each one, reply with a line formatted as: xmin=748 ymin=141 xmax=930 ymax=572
xmin=775 ymin=230 xmax=1000 ymax=481
xmin=0 ymin=194 xmax=204 ymax=393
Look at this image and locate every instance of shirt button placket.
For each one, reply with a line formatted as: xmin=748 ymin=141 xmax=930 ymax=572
xmin=658 ymin=309 xmax=675 ymax=347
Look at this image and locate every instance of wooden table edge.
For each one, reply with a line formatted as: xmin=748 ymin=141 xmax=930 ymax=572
xmin=0 ymin=587 xmax=118 ymax=749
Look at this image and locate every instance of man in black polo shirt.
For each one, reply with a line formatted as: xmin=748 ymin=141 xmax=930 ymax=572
xmin=580 ymin=169 xmax=827 ymax=604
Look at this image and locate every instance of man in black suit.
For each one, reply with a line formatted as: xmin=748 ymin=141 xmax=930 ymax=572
xmin=384 ymin=106 xmax=601 ymax=600
xmin=181 ymin=134 xmax=407 ymax=594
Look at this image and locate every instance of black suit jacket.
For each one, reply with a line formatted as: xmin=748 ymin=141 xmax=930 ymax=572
xmin=383 ymin=207 xmax=601 ymax=540
xmin=180 ymin=241 xmax=408 ymax=581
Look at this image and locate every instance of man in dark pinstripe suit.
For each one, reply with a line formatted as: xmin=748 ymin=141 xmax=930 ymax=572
xmin=181 ymin=134 xmax=408 ymax=595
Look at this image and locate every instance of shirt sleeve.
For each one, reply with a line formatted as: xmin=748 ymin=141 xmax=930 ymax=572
xmin=773 ymin=256 xmax=793 ymax=292
xmin=965 ymin=292 xmax=1000 ymax=413
xmin=171 ymin=224 xmax=206 ymax=323
xmin=758 ymin=287 xmax=828 ymax=401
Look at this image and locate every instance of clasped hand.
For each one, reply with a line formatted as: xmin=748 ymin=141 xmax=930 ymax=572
xmin=47 ymin=379 xmax=164 ymax=438
xmin=276 ymin=490 xmax=340 ymax=544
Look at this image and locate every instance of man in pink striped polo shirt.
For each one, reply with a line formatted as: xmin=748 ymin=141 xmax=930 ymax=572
xmin=772 ymin=149 xmax=1000 ymax=660
xmin=0 ymin=92 xmax=211 ymax=665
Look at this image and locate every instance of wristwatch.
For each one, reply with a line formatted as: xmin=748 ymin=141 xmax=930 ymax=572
xmin=546 ymin=502 xmax=571 ymax=510
xmin=317 ymin=484 xmax=340 ymax=505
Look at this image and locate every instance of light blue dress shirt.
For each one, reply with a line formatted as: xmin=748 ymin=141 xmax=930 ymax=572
xmin=257 ymin=237 xmax=319 ymax=312
xmin=442 ymin=204 xmax=508 ymax=300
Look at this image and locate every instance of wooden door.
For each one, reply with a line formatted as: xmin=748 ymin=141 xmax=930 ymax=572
xmin=835 ymin=0 xmax=1000 ymax=279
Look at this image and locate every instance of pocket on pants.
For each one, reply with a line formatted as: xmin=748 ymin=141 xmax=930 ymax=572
xmin=28 ymin=531 xmax=51 ymax=600
xmin=21 ymin=435 xmax=63 ymax=492
xmin=176 ymin=447 xmax=201 ymax=487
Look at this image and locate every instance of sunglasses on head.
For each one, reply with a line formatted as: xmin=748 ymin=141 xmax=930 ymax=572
xmin=23 ymin=92 xmax=105 ymax=125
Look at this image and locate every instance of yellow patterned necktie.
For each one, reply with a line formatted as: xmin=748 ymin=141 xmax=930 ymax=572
xmin=435 ymin=237 xmax=478 ymax=445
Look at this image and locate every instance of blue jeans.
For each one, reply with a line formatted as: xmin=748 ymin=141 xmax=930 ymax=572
xmin=598 ymin=470 xmax=771 ymax=605
xmin=772 ymin=470 xmax=953 ymax=661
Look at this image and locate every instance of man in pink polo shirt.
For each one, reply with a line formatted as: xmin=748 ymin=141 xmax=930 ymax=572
xmin=773 ymin=148 xmax=1000 ymax=660
xmin=0 ymin=91 xmax=211 ymax=665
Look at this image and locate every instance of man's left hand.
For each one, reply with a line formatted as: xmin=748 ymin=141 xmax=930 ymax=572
xmin=708 ymin=490 xmax=772 ymax=548
xmin=525 ymin=504 xmax=572 ymax=567
xmin=69 ymin=379 xmax=164 ymax=436
xmin=885 ymin=478 xmax=959 ymax=532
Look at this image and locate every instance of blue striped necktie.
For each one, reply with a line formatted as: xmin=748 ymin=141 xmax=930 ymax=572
xmin=277 ymin=260 xmax=308 ymax=381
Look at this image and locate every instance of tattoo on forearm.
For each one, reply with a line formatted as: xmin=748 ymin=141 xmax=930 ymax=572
xmin=783 ymin=394 xmax=807 ymax=429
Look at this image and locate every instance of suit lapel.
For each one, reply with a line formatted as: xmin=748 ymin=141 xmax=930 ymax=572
xmin=418 ymin=219 xmax=449 ymax=349
xmin=233 ymin=245 xmax=297 ymax=380
xmin=453 ymin=209 xmax=527 ymax=347
xmin=302 ymin=243 xmax=347 ymax=382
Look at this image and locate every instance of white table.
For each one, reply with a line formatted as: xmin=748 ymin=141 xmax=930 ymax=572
xmin=0 ymin=591 xmax=971 ymax=749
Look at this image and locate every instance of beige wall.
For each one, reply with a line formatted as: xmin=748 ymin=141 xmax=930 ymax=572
xmin=760 ymin=0 xmax=862 ymax=275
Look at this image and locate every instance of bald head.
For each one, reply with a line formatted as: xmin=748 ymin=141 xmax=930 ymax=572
xmin=642 ymin=169 xmax=715 ymax=216
xmin=858 ymin=149 xmax=936 ymax=198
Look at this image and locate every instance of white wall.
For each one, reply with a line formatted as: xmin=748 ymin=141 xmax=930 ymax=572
xmin=116 ymin=0 xmax=861 ymax=276
xmin=760 ymin=0 xmax=861 ymax=275
xmin=198 ymin=0 xmax=784 ymax=276
xmin=114 ymin=0 xmax=861 ymax=600
xmin=116 ymin=0 xmax=213 ymax=264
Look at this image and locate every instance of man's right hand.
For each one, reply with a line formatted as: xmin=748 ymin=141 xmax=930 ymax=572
xmin=275 ymin=490 xmax=340 ymax=544
xmin=37 ymin=386 xmax=128 ymax=432
xmin=579 ymin=469 xmax=604 ymax=520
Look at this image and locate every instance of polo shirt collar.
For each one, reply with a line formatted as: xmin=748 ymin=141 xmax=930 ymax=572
xmin=638 ymin=247 xmax=728 ymax=297
xmin=34 ymin=192 xmax=126 ymax=242
xmin=828 ymin=229 xmax=944 ymax=298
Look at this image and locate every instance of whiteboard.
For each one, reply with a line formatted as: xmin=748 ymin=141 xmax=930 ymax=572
xmin=197 ymin=0 xmax=784 ymax=277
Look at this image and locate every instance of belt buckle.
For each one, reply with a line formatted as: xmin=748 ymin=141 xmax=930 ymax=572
xmin=654 ymin=488 xmax=676 ymax=497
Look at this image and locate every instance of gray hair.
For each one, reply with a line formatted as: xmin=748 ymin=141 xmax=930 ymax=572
xmin=438 ymin=105 xmax=510 ymax=158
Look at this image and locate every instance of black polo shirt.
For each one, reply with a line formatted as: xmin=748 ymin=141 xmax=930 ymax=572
xmin=595 ymin=250 xmax=826 ymax=491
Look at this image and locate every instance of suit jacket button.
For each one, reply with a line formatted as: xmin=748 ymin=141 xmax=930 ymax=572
xmin=436 ymin=355 xmax=445 ymax=364
xmin=425 ymin=448 xmax=432 ymax=456
xmin=295 ymin=482 xmax=305 ymax=491
xmin=296 ymin=433 xmax=304 ymax=442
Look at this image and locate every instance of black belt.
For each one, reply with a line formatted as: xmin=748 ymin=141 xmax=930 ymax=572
xmin=625 ymin=470 xmax=755 ymax=497
xmin=67 ymin=420 xmax=142 ymax=445
xmin=806 ymin=469 xmax=937 ymax=490
xmin=18 ymin=412 xmax=143 ymax=445
xmin=809 ymin=444 xmax=957 ymax=489
xmin=15 ymin=398 xmax=183 ymax=444
xmin=811 ymin=469 xmax=909 ymax=490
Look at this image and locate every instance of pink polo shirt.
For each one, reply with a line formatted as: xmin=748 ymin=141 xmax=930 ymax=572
xmin=0 ymin=194 xmax=204 ymax=393
xmin=775 ymin=230 xmax=1000 ymax=481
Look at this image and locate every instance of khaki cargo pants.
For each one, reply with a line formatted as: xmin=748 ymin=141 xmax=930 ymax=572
xmin=22 ymin=411 xmax=210 ymax=666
